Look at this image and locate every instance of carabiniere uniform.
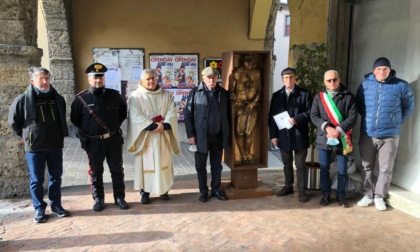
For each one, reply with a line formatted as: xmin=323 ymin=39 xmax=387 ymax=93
xmin=70 ymin=63 xmax=127 ymax=203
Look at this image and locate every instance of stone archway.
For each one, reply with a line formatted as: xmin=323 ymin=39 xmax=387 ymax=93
xmin=0 ymin=0 xmax=76 ymax=198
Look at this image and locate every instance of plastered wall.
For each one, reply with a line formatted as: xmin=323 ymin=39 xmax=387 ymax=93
xmin=72 ymin=0 xmax=265 ymax=91
xmin=287 ymin=0 xmax=328 ymax=65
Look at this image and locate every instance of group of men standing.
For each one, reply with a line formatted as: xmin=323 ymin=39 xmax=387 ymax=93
xmin=8 ymin=63 xmax=229 ymax=223
xmin=8 ymin=56 xmax=414 ymax=223
xmin=269 ymin=57 xmax=414 ymax=210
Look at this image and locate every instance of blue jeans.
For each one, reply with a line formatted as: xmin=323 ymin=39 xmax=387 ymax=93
xmin=25 ymin=149 xmax=63 ymax=210
xmin=319 ymin=149 xmax=348 ymax=197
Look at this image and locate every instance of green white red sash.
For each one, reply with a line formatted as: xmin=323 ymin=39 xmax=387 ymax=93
xmin=319 ymin=92 xmax=353 ymax=155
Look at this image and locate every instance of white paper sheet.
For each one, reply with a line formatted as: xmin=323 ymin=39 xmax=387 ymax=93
xmin=273 ymin=111 xmax=293 ymax=130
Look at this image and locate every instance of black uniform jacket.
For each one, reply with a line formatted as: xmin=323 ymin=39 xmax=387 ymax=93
xmin=70 ymin=88 xmax=127 ymax=151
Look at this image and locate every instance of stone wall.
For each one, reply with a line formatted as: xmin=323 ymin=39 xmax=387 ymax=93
xmin=0 ymin=0 xmax=42 ymax=197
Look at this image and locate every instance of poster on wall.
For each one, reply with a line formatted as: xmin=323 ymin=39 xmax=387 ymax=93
xmin=93 ymin=48 xmax=145 ymax=99
xmin=149 ymin=53 xmax=199 ymax=121
xmin=204 ymin=58 xmax=222 ymax=83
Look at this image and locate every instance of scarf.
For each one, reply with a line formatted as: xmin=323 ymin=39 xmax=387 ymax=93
xmin=24 ymin=84 xmax=69 ymax=136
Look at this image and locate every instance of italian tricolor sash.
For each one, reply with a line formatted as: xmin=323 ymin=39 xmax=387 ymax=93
xmin=319 ymin=92 xmax=353 ymax=155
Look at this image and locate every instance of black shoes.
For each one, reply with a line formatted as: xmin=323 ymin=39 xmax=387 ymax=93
xmin=320 ymin=195 xmax=331 ymax=206
xmin=298 ymin=191 xmax=309 ymax=203
xmin=33 ymin=209 xmax=47 ymax=223
xmin=211 ymin=191 xmax=228 ymax=201
xmin=115 ymin=198 xmax=129 ymax=209
xmin=198 ymin=191 xmax=227 ymax=202
xmin=51 ymin=205 xmax=70 ymax=217
xmin=141 ymin=191 xmax=151 ymax=204
xmin=276 ymin=186 xmax=294 ymax=196
xmin=199 ymin=193 xmax=208 ymax=203
xmin=140 ymin=191 xmax=170 ymax=204
xmin=160 ymin=192 xmax=170 ymax=201
xmin=320 ymin=195 xmax=348 ymax=207
xmin=93 ymin=198 xmax=105 ymax=212
xmin=34 ymin=206 xmax=70 ymax=223
xmin=94 ymin=198 xmax=128 ymax=211
xmin=336 ymin=195 xmax=348 ymax=208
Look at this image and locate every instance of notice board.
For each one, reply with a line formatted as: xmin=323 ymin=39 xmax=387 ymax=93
xmin=93 ymin=48 xmax=145 ymax=101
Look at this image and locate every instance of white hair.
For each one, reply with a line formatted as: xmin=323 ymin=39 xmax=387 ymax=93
xmin=141 ymin=69 xmax=156 ymax=80
xmin=324 ymin=70 xmax=339 ymax=80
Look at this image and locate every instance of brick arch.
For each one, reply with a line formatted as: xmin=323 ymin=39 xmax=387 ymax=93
xmin=39 ymin=0 xmax=76 ymax=135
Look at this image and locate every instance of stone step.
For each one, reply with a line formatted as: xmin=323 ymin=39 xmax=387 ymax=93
xmin=349 ymin=172 xmax=420 ymax=219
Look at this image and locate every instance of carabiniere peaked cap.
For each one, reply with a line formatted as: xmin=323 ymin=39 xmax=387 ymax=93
xmin=85 ymin=63 xmax=108 ymax=77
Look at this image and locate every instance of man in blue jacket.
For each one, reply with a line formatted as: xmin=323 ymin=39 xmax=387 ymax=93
xmin=269 ymin=67 xmax=312 ymax=202
xmin=356 ymin=57 xmax=415 ymax=211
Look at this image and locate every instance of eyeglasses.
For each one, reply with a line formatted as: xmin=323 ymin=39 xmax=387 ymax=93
xmin=325 ymin=78 xmax=339 ymax=83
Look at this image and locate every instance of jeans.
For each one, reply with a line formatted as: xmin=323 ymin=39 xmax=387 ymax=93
xmin=319 ymin=149 xmax=348 ymax=196
xmin=25 ymin=149 xmax=63 ymax=210
xmin=195 ymin=134 xmax=223 ymax=194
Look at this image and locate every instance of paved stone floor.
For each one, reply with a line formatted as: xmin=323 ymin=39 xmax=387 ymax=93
xmin=1 ymin=138 xmax=420 ymax=251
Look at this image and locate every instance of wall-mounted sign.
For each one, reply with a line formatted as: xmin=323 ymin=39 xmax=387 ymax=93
xmin=149 ymin=53 xmax=199 ymax=121
xmin=204 ymin=58 xmax=222 ymax=83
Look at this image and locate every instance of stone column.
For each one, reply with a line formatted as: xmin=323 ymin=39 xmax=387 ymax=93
xmin=0 ymin=0 xmax=42 ymax=198
xmin=40 ymin=0 xmax=76 ymax=135
xmin=327 ymin=0 xmax=352 ymax=86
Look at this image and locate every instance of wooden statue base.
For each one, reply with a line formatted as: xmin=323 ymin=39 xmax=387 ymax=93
xmin=221 ymin=180 xmax=273 ymax=200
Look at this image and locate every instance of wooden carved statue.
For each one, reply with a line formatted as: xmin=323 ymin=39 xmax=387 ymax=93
xmin=230 ymin=54 xmax=261 ymax=164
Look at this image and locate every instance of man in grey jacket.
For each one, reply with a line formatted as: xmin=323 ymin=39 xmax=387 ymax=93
xmin=356 ymin=57 xmax=415 ymax=211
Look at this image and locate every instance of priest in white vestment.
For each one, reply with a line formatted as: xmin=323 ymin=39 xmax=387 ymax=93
xmin=127 ymin=69 xmax=180 ymax=204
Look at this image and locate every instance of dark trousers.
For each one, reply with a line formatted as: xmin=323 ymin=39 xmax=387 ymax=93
xmin=25 ymin=149 xmax=63 ymax=210
xmin=195 ymin=135 xmax=223 ymax=195
xmin=87 ymin=144 xmax=125 ymax=200
xmin=280 ymin=149 xmax=307 ymax=192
